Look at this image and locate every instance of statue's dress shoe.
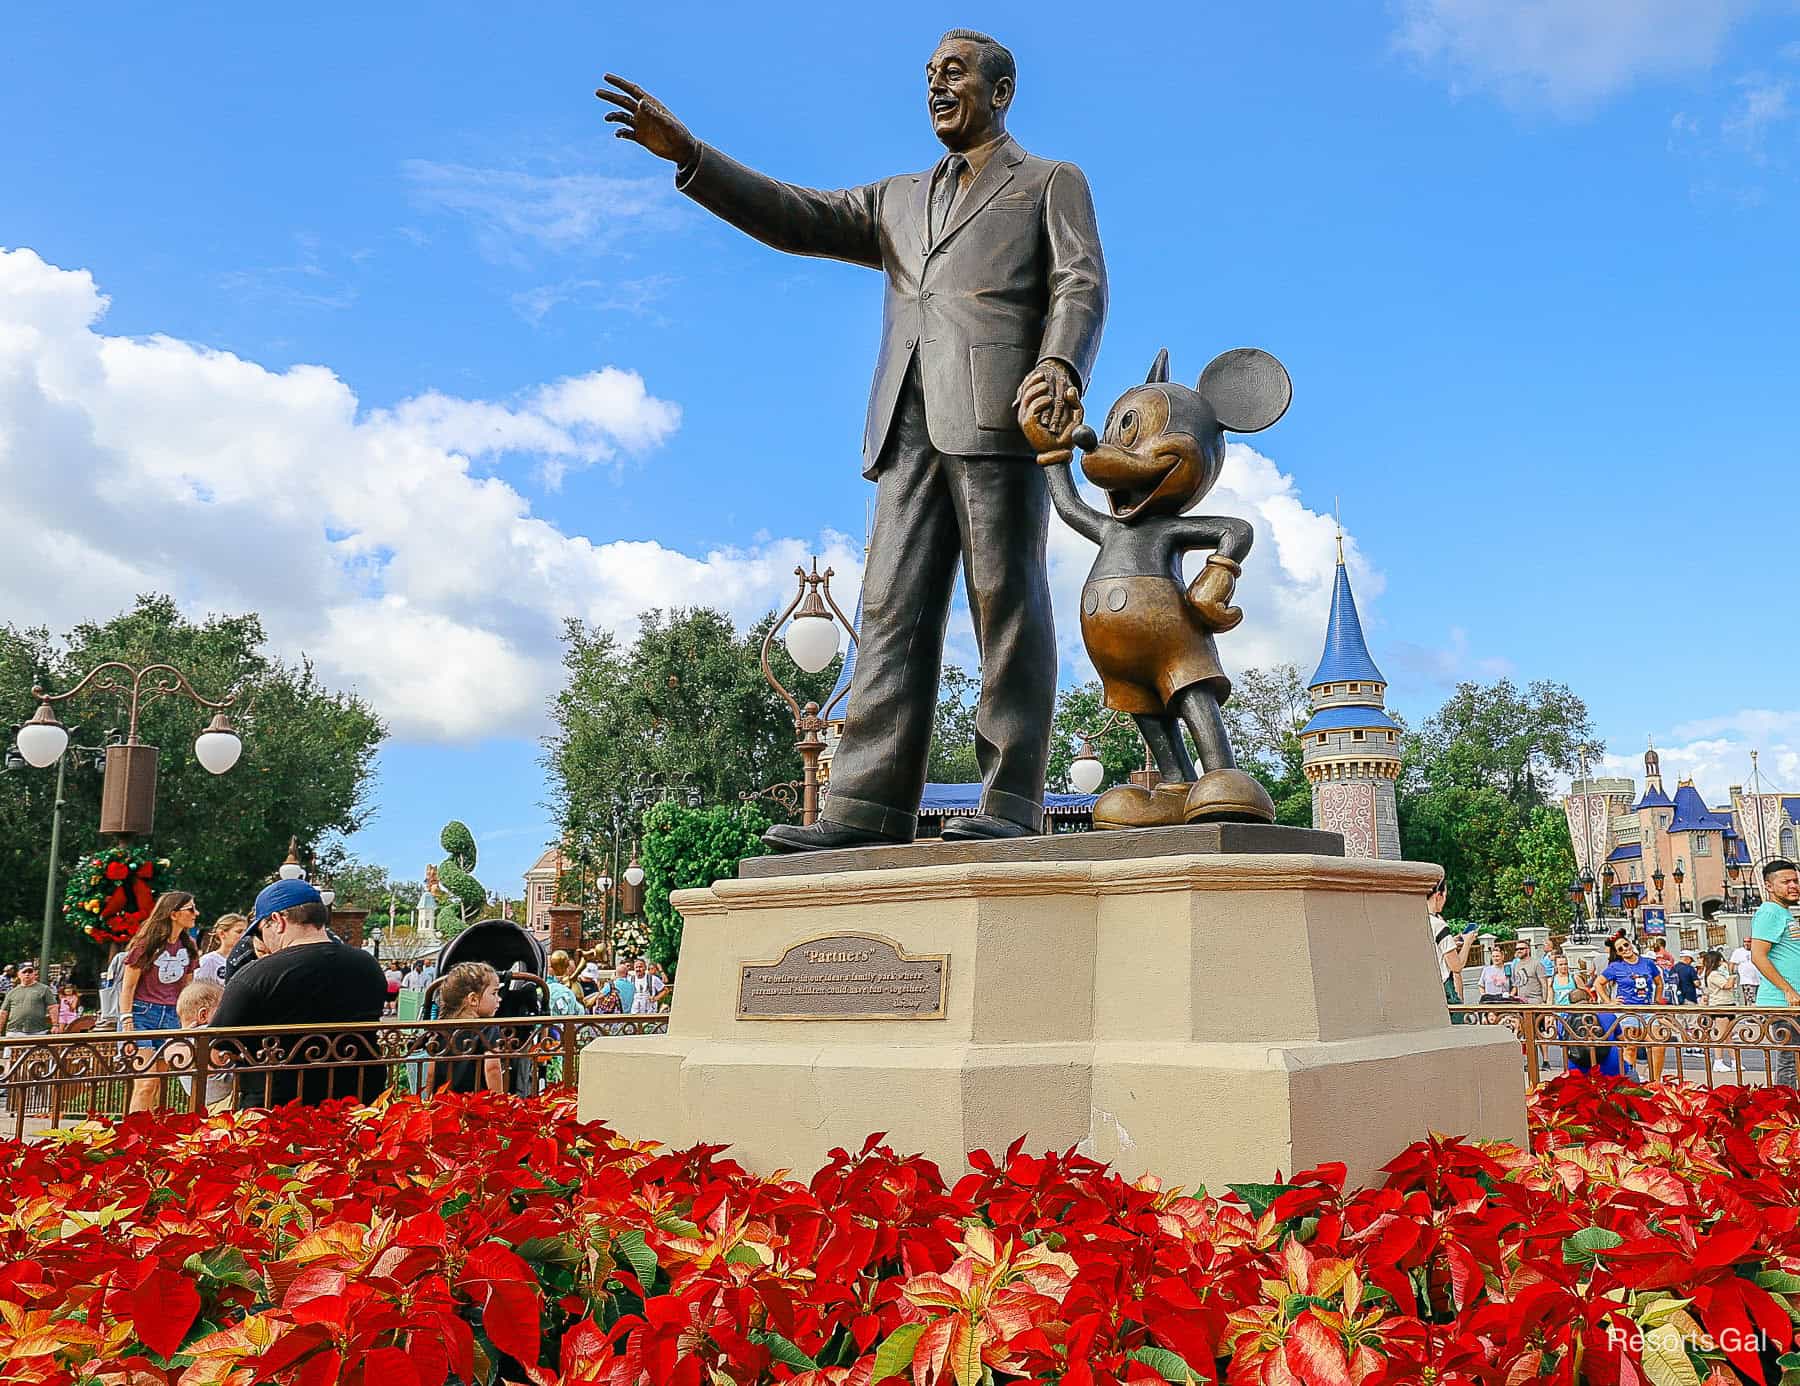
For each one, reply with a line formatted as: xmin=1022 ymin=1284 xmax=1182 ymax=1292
xmin=940 ymin=813 xmax=1034 ymax=842
xmin=1091 ymin=782 xmax=1190 ymax=830
xmin=762 ymin=820 xmax=909 ymax=853
xmin=1183 ymin=768 xmax=1276 ymax=824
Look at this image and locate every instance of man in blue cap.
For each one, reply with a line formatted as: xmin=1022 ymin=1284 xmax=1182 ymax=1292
xmin=209 ymin=878 xmax=389 ymax=1107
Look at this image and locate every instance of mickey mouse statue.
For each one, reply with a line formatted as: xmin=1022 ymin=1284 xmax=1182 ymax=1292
xmin=1017 ymin=347 xmax=1291 ymax=828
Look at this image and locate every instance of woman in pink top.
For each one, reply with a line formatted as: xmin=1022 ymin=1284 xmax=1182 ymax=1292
xmin=117 ymin=892 xmax=200 ymax=1113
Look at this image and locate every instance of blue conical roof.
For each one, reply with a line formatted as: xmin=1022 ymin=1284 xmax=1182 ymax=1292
xmin=823 ymin=596 xmax=861 ymax=718
xmin=1308 ymin=560 xmax=1385 ymax=689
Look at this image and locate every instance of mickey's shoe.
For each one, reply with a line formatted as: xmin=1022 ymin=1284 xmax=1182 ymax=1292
xmin=1091 ymin=781 xmax=1190 ymax=830
xmin=1182 ymin=768 xmax=1276 ymax=824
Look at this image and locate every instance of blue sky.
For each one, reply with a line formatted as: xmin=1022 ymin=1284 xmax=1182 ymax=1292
xmin=3 ymin=2 xmax=1798 ymax=895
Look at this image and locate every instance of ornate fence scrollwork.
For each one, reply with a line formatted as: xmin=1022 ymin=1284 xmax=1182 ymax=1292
xmin=1451 ymin=1002 xmax=1800 ymax=1091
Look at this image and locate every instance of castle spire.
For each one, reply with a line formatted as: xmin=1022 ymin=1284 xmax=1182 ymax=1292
xmin=1307 ymin=547 xmax=1385 ymax=689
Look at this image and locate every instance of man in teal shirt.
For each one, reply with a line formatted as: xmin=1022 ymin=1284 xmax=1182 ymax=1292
xmin=1750 ymin=857 xmax=1800 ymax=1086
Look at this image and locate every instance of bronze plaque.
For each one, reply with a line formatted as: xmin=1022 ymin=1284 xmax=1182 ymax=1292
xmin=737 ymin=933 xmax=948 ymax=1021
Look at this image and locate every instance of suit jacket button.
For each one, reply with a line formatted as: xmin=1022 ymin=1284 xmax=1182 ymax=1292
xmin=905 ymin=337 xmax=916 ymax=349
xmin=920 ymin=290 xmax=933 ymax=301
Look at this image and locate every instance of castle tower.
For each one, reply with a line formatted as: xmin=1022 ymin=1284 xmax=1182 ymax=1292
xmin=1302 ymin=541 xmax=1402 ymax=858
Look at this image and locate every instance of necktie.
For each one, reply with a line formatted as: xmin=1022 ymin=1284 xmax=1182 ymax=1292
xmin=930 ymin=154 xmax=967 ymax=243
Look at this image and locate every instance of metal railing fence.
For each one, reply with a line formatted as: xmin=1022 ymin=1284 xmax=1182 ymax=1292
xmin=0 ymin=1012 xmax=668 ymax=1140
xmin=1451 ymin=1002 xmax=1800 ymax=1090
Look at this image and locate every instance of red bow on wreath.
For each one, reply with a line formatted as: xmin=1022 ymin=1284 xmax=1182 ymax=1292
xmin=104 ymin=862 xmax=129 ymax=881
xmin=136 ymin=863 xmax=154 ymax=879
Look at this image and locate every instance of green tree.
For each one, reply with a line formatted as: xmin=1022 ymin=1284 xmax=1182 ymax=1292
xmin=926 ymin=665 xmax=982 ymax=783
xmin=0 ymin=596 xmax=384 ymax=964
xmin=638 ymin=800 xmax=769 ymax=975
xmin=1047 ymin=680 xmax=1142 ymax=793
xmin=1493 ymin=805 xmax=1581 ymax=934
xmin=545 ymin=607 xmax=838 ymax=882
xmin=1398 ymin=678 xmax=1597 ymax=925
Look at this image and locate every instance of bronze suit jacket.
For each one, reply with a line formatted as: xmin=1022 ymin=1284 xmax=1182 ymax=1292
xmin=677 ymin=136 xmax=1107 ymax=476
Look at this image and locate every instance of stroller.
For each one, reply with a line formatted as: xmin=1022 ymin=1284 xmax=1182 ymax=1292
xmin=418 ymin=919 xmax=550 ymax=1096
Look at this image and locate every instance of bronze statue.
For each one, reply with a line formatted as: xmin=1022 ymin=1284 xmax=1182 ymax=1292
xmin=599 ymin=30 xmax=1106 ymax=852
xmin=1018 ymin=348 xmax=1290 ymax=828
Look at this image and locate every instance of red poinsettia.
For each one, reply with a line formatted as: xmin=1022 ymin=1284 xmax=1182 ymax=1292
xmin=0 ymin=1077 xmax=1794 ymax=1385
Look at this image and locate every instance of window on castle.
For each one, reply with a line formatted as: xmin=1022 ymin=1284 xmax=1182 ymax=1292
xmin=1317 ymin=734 xmax=1327 ymax=745
xmin=1785 ymin=828 xmax=1797 ymax=859
xmin=1352 ymin=730 xmax=1365 ymax=741
xmin=1349 ymin=683 xmax=1360 ymax=693
xmin=1694 ymin=834 xmax=1711 ymax=857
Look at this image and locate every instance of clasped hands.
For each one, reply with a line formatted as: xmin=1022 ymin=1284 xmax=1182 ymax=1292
xmin=1014 ymin=361 xmax=1085 ymax=462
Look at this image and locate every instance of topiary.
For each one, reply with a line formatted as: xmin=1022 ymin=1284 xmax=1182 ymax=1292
xmin=436 ymin=820 xmax=486 ymax=940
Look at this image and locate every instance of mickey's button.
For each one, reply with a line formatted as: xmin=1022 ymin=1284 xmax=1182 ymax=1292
xmin=1106 ymin=586 xmax=1128 ymax=612
xmin=1082 ymin=589 xmax=1099 ymax=615
xmin=920 ymin=290 xmax=933 ymax=301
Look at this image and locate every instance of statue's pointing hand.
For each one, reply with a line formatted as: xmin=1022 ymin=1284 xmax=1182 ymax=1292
xmin=596 ymin=73 xmax=699 ymax=167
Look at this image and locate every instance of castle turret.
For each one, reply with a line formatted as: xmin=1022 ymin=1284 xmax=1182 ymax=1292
xmin=1302 ymin=544 xmax=1402 ymax=858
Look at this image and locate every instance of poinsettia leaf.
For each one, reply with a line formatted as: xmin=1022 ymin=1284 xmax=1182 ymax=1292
xmin=872 ymin=1323 xmax=927 ymax=1383
xmin=1640 ymin=1323 xmax=1702 ymax=1386
xmin=131 ymin=1265 xmax=201 ymax=1361
xmin=1562 ymin=1226 xmax=1625 ymax=1266
xmin=1226 ymin=1183 xmax=1293 ymax=1218
xmin=614 ymin=1229 xmax=659 ymax=1294
xmin=459 ymin=1241 xmax=542 ymax=1370
xmin=752 ymin=1328 xmax=821 ymax=1370
xmin=1126 ymin=1344 xmax=1204 ymax=1383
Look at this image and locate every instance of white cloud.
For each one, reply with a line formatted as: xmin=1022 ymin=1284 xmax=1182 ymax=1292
xmin=0 ymin=246 xmax=858 ymax=743
xmin=1393 ymin=0 xmax=1763 ymax=111
xmin=1596 ymin=732 xmax=1800 ymax=808
xmin=401 ymin=160 xmax=678 ymax=265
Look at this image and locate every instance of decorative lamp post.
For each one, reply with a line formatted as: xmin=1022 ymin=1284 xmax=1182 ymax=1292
xmin=1652 ymin=867 xmax=1665 ymax=902
xmin=17 ymin=662 xmax=240 ymax=836
xmin=1568 ymin=877 xmax=1585 ymax=934
xmin=624 ymin=846 xmax=646 ymax=888
xmin=1580 ymin=868 xmax=1596 ymax=924
xmin=755 ymin=559 xmax=858 ymax=826
xmin=278 ymin=837 xmax=306 ymax=881
xmin=1601 ymin=864 xmax=1616 ymax=920
xmin=1673 ymin=860 xmax=1686 ymax=913
xmin=1727 ymin=859 xmax=1742 ymax=912
xmin=1521 ymin=875 xmax=1538 ymax=933
xmin=15 ymin=661 xmax=239 ymax=968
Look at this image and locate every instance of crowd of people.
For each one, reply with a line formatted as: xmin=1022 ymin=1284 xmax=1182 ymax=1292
xmin=1431 ymin=857 xmax=1800 ymax=1083
xmin=0 ymin=877 xmax=671 ymax=1117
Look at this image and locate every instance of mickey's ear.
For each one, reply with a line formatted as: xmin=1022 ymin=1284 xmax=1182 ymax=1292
xmin=1197 ymin=348 xmax=1291 ymax=433
xmin=1145 ymin=347 xmax=1170 ymax=384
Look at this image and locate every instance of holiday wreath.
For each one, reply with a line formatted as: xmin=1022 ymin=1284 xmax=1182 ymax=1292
xmin=62 ymin=841 xmax=173 ymax=946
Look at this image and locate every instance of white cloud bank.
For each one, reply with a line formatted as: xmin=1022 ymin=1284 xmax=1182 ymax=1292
xmin=0 ymin=246 xmax=859 ymax=742
xmin=0 ymin=246 xmax=1397 ymax=752
xmin=1393 ymin=0 xmax=1764 ymax=110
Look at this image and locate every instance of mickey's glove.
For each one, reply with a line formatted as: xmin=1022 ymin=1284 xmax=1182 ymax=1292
xmin=1187 ymin=555 xmax=1244 ymax=631
xmin=1015 ymin=374 xmax=1085 ymax=465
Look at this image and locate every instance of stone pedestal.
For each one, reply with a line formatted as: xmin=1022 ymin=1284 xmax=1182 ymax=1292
xmin=579 ymin=831 xmax=1525 ymax=1189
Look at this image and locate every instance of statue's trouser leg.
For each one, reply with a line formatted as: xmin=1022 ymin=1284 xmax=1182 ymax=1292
xmin=944 ymin=454 xmax=1054 ymax=832
xmin=823 ymin=381 xmax=963 ymax=842
xmin=1133 ymin=714 xmax=1196 ymax=783
xmin=1171 ymin=685 xmax=1236 ymax=773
